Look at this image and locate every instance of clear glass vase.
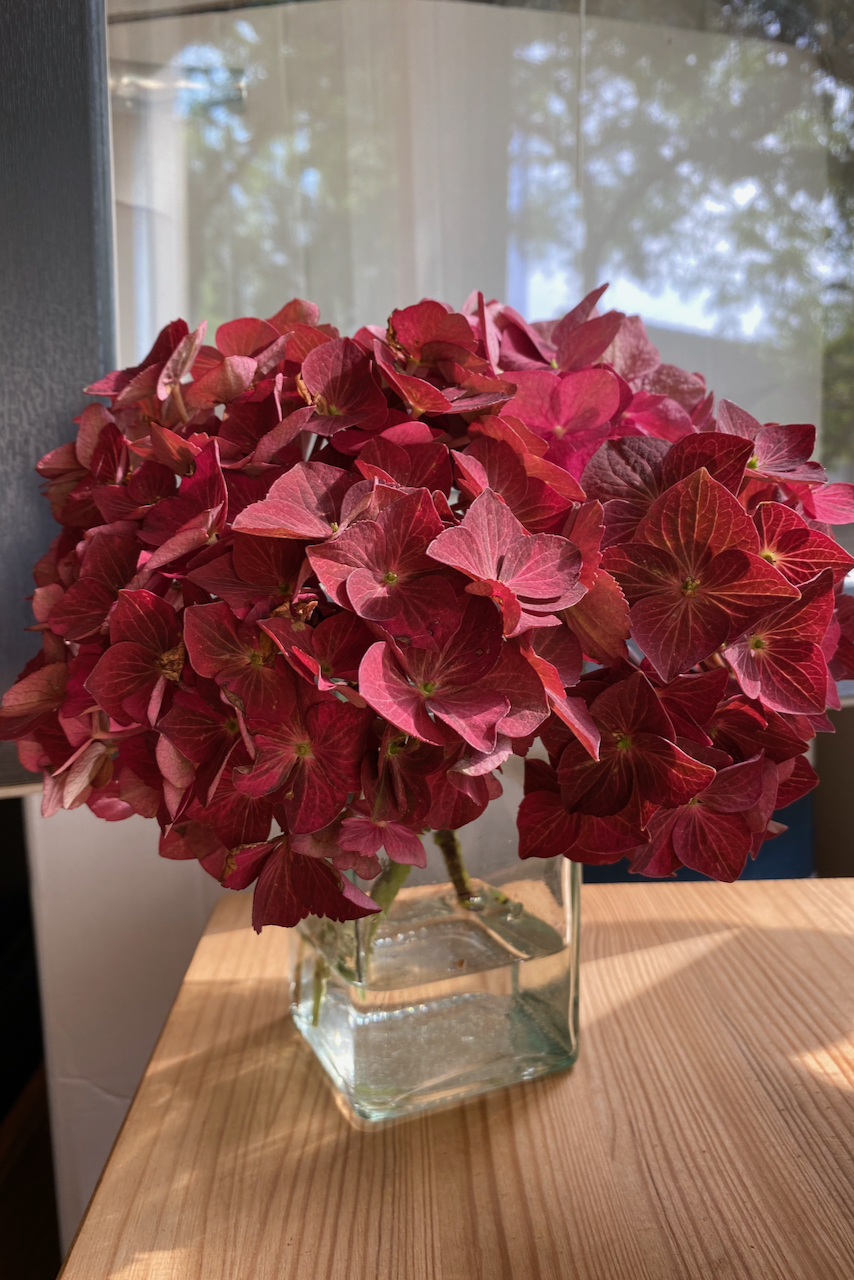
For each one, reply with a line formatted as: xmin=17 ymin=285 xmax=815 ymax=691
xmin=289 ymin=756 xmax=580 ymax=1122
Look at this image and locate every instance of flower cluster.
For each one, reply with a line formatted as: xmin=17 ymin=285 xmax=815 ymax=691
xmin=4 ymin=290 xmax=853 ymax=928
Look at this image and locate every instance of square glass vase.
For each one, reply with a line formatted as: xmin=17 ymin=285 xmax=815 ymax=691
xmin=289 ymin=760 xmax=580 ymax=1122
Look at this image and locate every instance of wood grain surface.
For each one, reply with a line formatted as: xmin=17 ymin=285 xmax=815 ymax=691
xmin=60 ymin=879 xmax=854 ymax=1280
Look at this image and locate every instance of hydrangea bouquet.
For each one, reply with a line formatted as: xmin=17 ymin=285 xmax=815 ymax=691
xmin=4 ymin=288 xmax=853 ymax=937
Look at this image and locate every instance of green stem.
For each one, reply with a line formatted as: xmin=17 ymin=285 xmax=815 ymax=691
xmin=433 ymin=828 xmax=481 ymax=911
xmin=311 ymin=954 xmax=329 ymax=1027
xmin=364 ymin=859 xmax=412 ymax=964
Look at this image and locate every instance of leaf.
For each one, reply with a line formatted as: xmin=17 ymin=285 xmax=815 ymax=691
xmin=189 ymin=772 xmax=273 ymax=849
xmin=775 ymin=754 xmax=818 ymax=808
xmin=427 ymin=489 xmax=584 ymax=635
xmin=184 ymin=355 xmax=257 ymax=409
xmin=599 ymin=314 xmax=659 ymax=383
xmin=215 ymin=317 xmax=280 ymax=357
xmin=723 ymin=569 xmax=835 ymax=714
xmin=183 ymin=602 xmax=296 ymax=718
xmin=86 ymin=643 xmax=160 ymax=721
xmin=557 ymin=311 xmax=625 ymax=371
xmin=517 ymin=791 xmax=579 ymax=859
xmin=373 ymin=341 xmax=452 ymax=416
xmin=250 ymin=842 xmax=381 ymax=932
xmin=754 ymin=502 xmax=854 ymax=586
xmin=238 ymin=694 xmax=370 ymax=833
xmin=604 ymin=470 xmax=799 ymax=680
xmin=48 ymin=578 xmax=117 ymax=640
xmin=583 ymin=437 xmax=669 ymax=505
xmin=156 ymin=322 xmax=207 ymax=400
xmin=266 ymin=297 xmax=321 ymax=331
xmin=805 ymin=482 xmax=854 ymax=524
xmin=562 ymin=571 xmax=630 ymax=663
xmin=0 ymin=664 xmax=68 ymax=740
xmin=141 ymin=439 xmax=227 ymax=543
xmin=301 ymin=338 xmax=388 ymax=434
xmin=233 ymin=461 xmax=356 ymax=539
xmin=339 ymin=815 xmax=427 ymax=867
xmin=505 ymin=367 xmax=620 ymax=435
xmin=557 ymin=672 xmax=714 ymax=815
xmin=660 ymin=433 xmax=754 ymax=495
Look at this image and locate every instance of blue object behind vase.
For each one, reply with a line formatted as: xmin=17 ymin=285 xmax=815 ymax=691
xmin=582 ymin=796 xmax=814 ymax=882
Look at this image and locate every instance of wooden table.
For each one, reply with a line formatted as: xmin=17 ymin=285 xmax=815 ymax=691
xmin=60 ymin=880 xmax=854 ymax=1279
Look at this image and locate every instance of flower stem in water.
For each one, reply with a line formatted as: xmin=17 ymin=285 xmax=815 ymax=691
xmin=433 ymin=828 xmax=482 ymax=911
xmin=363 ymin=858 xmax=412 ymax=967
xmin=311 ymin=955 xmax=329 ymax=1027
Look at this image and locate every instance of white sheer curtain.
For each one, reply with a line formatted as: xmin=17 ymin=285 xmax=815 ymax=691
xmin=108 ymin=0 xmax=827 ymax=427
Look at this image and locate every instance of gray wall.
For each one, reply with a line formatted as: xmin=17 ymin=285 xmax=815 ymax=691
xmin=0 ymin=0 xmax=114 ymax=694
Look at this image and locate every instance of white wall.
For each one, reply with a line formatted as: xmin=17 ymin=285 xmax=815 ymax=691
xmin=24 ymin=799 xmax=223 ymax=1249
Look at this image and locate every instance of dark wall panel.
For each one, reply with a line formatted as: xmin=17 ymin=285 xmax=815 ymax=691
xmin=815 ymin=707 xmax=854 ymax=877
xmin=0 ymin=0 xmax=114 ymax=694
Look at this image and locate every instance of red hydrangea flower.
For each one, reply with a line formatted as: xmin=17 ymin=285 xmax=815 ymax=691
xmin=4 ymin=287 xmax=846 ymax=925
